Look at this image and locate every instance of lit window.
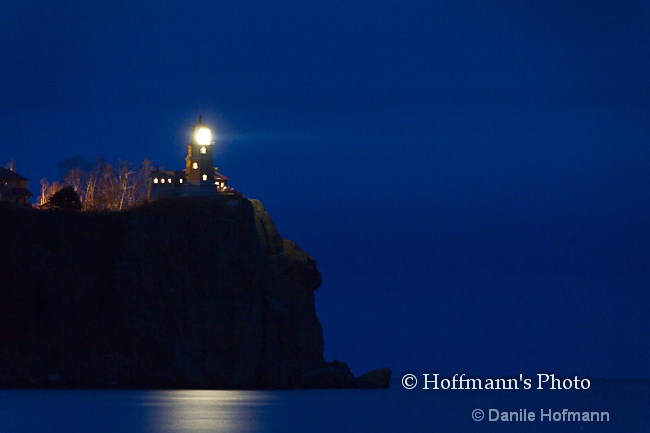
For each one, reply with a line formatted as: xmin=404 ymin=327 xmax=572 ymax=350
xmin=202 ymin=174 xmax=208 ymax=181
xmin=179 ymin=179 xmax=183 ymax=184
xmin=200 ymin=147 xmax=207 ymax=154
xmin=153 ymin=178 xmax=159 ymax=184
xmin=161 ymin=178 xmax=165 ymax=184
xmin=168 ymin=178 xmax=172 ymax=183
xmin=192 ymin=162 xmax=198 ymax=169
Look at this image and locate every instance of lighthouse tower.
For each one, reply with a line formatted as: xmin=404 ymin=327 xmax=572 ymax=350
xmin=185 ymin=116 xmax=214 ymax=186
xmin=150 ymin=116 xmax=231 ymax=199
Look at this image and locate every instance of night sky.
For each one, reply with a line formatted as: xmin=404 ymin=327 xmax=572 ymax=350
xmin=2 ymin=1 xmax=649 ymax=379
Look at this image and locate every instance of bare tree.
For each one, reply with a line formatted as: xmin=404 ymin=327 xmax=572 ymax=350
xmin=116 ymin=159 xmax=135 ymax=211
xmin=83 ymin=170 xmax=98 ymax=210
xmin=39 ymin=178 xmax=63 ymax=205
xmin=39 ymin=178 xmax=49 ymax=206
xmin=40 ymin=156 xmax=155 ymax=211
xmin=64 ymin=167 xmax=85 ymax=202
xmin=134 ymin=158 xmax=153 ymax=204
xmin=101 ymin=162 xmax=119 ymax=210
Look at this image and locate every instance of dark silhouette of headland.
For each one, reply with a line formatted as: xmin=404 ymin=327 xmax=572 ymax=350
xmin=0 ymin=117 xmax=390 ymax=389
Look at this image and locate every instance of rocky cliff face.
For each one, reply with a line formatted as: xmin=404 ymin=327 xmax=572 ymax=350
xmin=0 ymin=197 xmax=386 ymax=388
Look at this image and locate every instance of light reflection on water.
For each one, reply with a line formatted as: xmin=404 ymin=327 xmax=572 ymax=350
xmin=141 ymin=391 xmax=276 ymax=433
xmin=0 ymin=390 xmax=283 ymax=433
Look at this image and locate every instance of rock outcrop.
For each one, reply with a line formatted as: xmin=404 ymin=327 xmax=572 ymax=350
xmin=0 ymin=197 xmax=389 ymax=388
xmin=354 ymin=367 xmax=392 ymax=389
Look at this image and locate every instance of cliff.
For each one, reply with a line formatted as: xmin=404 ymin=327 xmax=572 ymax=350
xmin=0 ymin=197 xmax=389 ymax=388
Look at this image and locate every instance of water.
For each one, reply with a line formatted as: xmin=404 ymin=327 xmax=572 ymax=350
xmin=0 ymin=380 xmax=647 ymax=432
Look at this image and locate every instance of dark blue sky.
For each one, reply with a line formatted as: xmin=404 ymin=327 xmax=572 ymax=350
xmin=2 ymin=1 xmax=649 ymax=379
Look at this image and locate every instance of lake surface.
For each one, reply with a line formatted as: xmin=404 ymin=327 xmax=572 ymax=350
xmin=0 ymin=380 xmax=647 ymax=432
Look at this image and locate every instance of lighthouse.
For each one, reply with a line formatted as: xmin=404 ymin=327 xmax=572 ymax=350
xmin=151 ymin=116 xmax=231 ymax=199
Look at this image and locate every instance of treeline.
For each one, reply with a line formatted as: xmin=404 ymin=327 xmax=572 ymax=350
xmin=40 ymin=156 xmax=153 ymax=211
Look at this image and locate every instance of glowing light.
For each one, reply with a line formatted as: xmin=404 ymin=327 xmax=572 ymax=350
xmin=153 ymin=178 xmax=159 ymax=184
xmin=194 ymin=127 xmax=212 ymax=145
xmin=147 ymin=391 xmax=272 ymax=432
xmin=179 ymin=179 xmax=183 ymax=184
xmin=200 ymin=147 xmax=207 ymax=154
xmin=202 ymin=174 xmax=208 ymax=181
xmin=161 ymin=178 xmax=165 ymax=184
xmin=192 ymin=162 xmax=198 ymax=169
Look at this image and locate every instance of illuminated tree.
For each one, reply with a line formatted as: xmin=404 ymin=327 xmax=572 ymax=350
xmin=40 ymin=156 xmax=153 ymax=211
xmin=39 ymin=178 xmax=63 ymax=206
